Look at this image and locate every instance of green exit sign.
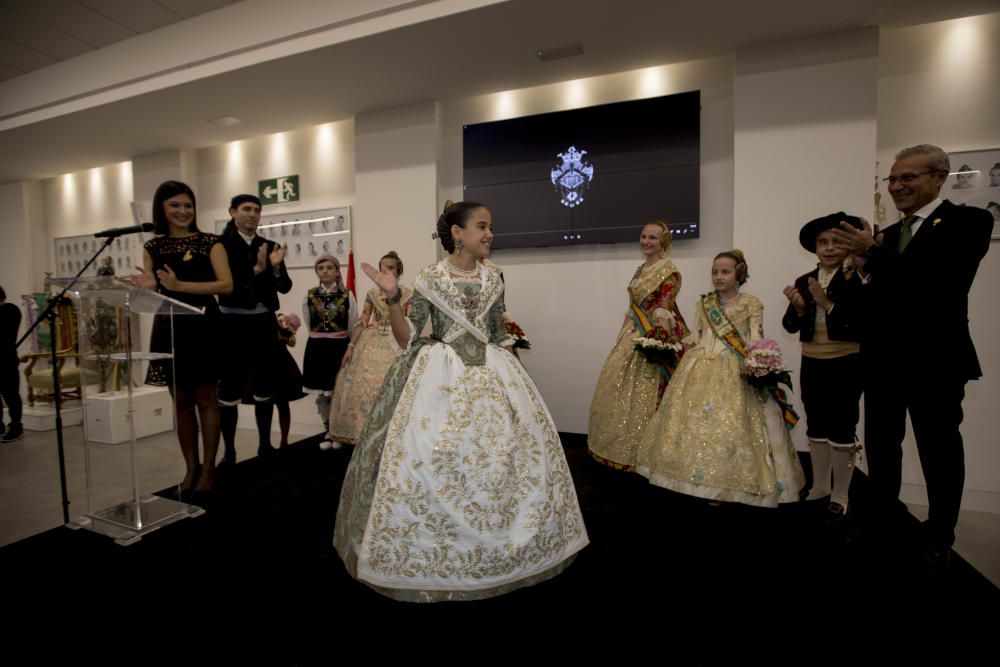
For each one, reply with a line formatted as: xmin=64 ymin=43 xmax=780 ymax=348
xmin=258 ymin=175 xmax=299 ymax=205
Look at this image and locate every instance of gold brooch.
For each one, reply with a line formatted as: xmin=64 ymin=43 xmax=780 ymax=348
xmin=932 ymin=218 xmax=942 ymax=227
xmin=183 ymin=250 xmax=193 ymax=262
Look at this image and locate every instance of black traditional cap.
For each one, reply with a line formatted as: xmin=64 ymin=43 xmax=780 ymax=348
xmin=799 ymin=212 xmax=863 ymax=253
xmin=229 ymin=193 xmax=261 ymax=210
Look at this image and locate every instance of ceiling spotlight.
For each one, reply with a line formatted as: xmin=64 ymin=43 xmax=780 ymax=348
xmin=208 ymin=115 xmax=242 ymax=127
xmin=537 ymin=44 xmax=584 ymax=62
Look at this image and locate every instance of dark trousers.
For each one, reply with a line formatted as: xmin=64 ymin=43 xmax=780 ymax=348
xmin=800 ymin=353 xmax=863 ymax=445
xmin=217 ymin=312 xmax=279 ymax=406
xmin=0 ymin=360 xmax=22 ymax=426
xmin=864 ymin=371 xmax=967 ymax=549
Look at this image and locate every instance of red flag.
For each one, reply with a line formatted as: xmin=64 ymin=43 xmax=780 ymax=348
xmin=346 ymin=249 xmax=356 ymax=298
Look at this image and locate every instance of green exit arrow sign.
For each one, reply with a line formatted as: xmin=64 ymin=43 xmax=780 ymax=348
xmin=258 ymin=175 xmax=300 ymax=205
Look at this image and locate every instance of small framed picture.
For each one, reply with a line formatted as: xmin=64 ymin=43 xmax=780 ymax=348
xmin=214 ymin=206 xmax=351 ymax=268
xmin=54 ymin=230 xmax=148 ymax=277
xmin=945 ymin=148 xmax=1000 ymax=239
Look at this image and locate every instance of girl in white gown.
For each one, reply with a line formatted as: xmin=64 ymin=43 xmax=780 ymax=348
xmin=334 ymin=201 xmax=588 ymax=602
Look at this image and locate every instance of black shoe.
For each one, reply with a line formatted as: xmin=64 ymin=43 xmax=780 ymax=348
xmin=1 ymin=424 xmax=23 ymax=443
xmin=257 ymin=443 xmax=276 ymax=457
xmin=218 ymin=451 xmax=237 ymax=467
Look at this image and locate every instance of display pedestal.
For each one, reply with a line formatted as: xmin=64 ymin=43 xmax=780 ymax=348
xmin=84 ymin=385 xmax=173 ymax=444
xmin=22 ymin=403 xmax=83 ymax=431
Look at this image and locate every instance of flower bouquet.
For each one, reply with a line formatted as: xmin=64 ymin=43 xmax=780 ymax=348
xmin=504 ymin=315 xmax=531 ymax=350
xmin=633 ymin=326 xmax=682 ymax=366
xmin=740 ymin=339 xmax=793 ymax=393
xmin=277 ymin=312 xmax=302 ymax=346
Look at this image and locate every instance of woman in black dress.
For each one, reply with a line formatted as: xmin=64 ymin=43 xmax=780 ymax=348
xmin=135 ymin=181 xmax=232 ymax=494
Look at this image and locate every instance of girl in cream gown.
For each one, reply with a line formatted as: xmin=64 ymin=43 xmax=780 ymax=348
xmin=327 ymin=251 xmax=412 ymax=447
xmin=334 ymin=202 xmax=587 ymax=602
xmin=635 ymin=250 xmax=804 ymax=507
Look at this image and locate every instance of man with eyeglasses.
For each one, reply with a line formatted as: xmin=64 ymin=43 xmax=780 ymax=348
xmin=833 ymin=144 xmax=992 ymax=573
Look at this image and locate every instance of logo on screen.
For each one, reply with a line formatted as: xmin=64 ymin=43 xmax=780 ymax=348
xmin=550 ymin=146 xmax=594 ymax=208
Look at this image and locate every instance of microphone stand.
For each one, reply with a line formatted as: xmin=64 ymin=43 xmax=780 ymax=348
xmin=16 ymin=236 xmax=115 ymax=523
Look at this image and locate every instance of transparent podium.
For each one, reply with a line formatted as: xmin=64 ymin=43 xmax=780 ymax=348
xmin=51 ymin=276 xmax=206 ymax=545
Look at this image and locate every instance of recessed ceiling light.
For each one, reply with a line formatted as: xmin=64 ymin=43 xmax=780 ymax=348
xmin=208 ymin=115 xmax=242 ymax=127
xmin=537 ymin=44 xmax=583 ymax=62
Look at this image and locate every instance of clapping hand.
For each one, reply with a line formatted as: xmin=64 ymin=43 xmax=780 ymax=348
xmin=783 ymin=284 xmax=806 ymax=314
xmin=156 ymin=265 xmax=180 ymax=291
xmin=254 ymin=244 xmax=268 ymax=274
xmin=806 ymin=277 xmax=832 ymax=311
xmin=131 ymin=267 xmax=157 ymax=291
xmin=832 ymin=217 xmax=876 ymax=256
xmin=269 ymin=243 xmax=287 ymax=267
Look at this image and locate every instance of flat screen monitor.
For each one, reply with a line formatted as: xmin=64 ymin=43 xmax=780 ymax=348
xmin=463 ymin=90 xmax=700 ymax=249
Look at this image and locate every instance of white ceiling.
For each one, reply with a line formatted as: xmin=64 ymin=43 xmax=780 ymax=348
xmin=0 ymin=0 xmax=996 ymax=184
xmin=0 ymin=0 xmax=242 ymax=82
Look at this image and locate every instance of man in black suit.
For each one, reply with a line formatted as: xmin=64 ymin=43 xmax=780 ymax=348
xmin=834 ymin=144 xmax=993 ymax=568
xmin=217 ymin=194 xmax=292 ymax=463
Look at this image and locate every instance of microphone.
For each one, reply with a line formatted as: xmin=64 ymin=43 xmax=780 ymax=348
xmin=94 ymin=222 xmax=155 ymax=238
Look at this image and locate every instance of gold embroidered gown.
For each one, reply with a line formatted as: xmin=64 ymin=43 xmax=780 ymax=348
xmin=334 ymin=260 xmax=588 ymax=602
xmin=327 ymin=286 xmax=412 ymax=445
xmin=635 ymin=293 xmax=804 ymax=507
xmin=587 ymin=258 xmax=687 ymax=470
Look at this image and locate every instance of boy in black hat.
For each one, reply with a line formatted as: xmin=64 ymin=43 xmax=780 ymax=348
xmin=782 ymin=213 xmax=866 ymax=517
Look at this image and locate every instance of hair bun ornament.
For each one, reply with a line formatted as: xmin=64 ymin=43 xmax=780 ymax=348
xmin=443 ymin=199 xmax=455 ymax=213
xmin=431 ymin=232 xmax=440 ymax=239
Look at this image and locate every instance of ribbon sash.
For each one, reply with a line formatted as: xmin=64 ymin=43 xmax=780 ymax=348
xmin=631 ymin=302 xmax=675 ymax=382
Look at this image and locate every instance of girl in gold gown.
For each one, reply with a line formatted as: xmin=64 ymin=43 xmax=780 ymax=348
xmin=635 ymin=250 xmax=804 ymax=507
xmin=587 ymin=221 xmax=688 ymax=470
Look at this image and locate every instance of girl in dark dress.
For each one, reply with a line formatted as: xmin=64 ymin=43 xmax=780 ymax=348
xmin=134 ymin=181 xmax=233 ymax=494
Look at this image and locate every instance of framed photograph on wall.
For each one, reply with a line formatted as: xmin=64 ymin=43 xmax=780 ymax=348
xmin=54 ymin=231 xmax=149 ymax=277
xmin=214 ymin=206 xmax=351 ymax=268
xmin=945 ymin=148 xmax=1000 ymax=239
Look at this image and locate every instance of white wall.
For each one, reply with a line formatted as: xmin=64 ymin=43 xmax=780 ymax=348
xmin=877 ymin=13 xmax=1000 ymax=512
xmin=355 ymin=102 xmax=441 ymax=282
xmin=42 ymin=162 xmax=134 ymax=245
xmin=734 ymin=29 xmax=879 ymax=453
xmin=440 ymin=56 xmax=736 ymax=433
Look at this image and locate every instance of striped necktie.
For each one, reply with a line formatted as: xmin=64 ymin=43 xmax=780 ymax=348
xmin=897 ymin=215 xmax=917 ymax=253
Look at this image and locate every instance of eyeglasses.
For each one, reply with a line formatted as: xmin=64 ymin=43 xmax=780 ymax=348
xmin=882 ymin=170 xmax=934 ymax=185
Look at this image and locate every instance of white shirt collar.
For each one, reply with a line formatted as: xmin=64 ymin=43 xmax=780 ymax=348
xmin=910 ymin=197 xmax=943 ymax=222
xmin=237 ymin=229 xmax=256 ymax=245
